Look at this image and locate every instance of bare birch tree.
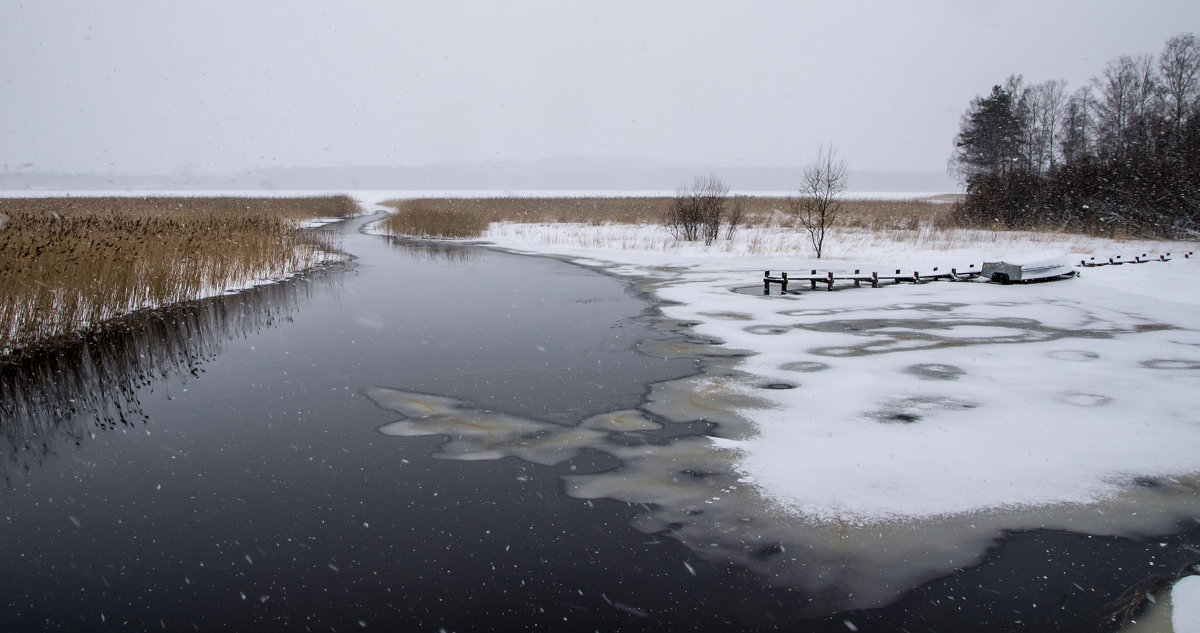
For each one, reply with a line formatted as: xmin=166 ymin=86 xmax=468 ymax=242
xmin=1158 ymin=33 xmax=1200 ymax=140
xmin=791 ymin=144 xmax=848 ymax=259
xmin=1060 ymin=86 xmax=1093 ymax=164
xmin=1093 ymin=54 xmax=1156 ymax=162
xmin=1036 ymin=79 xmax=1067 ymax=171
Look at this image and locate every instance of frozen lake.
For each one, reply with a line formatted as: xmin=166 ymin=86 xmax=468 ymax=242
xmin=1 ymin=214 xmax=1196 ymax=631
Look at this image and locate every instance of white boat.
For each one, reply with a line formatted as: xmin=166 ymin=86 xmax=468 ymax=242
xmin=981 ymin=257 xmax=1077 ymax=284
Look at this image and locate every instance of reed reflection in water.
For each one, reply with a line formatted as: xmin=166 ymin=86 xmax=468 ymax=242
xmin=0 ymin=272 xmax=336 ymax=476
xmin=381 ymin=235 xmax=480 ymax=265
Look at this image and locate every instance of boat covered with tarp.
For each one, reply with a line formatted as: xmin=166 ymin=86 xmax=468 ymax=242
xmin=981 ymin=257 xmax=1077 ymax=284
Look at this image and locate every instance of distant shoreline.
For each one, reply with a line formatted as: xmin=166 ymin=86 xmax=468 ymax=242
xmin=0 ymin=188 xmax=961 ymax=200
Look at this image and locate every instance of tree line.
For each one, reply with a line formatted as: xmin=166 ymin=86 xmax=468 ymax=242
xmin=951 ymin=33 xmax=1200 ymax=237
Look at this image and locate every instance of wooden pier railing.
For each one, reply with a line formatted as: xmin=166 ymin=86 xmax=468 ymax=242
xmin=763 ymin=251 xmax=1194 ymax=295
xmin=1078 ymin=251 xmax=1193 ymax=267
xmin=763 ymin=265 xmax=981 ymax=295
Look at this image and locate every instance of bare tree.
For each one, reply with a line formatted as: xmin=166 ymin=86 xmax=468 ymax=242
xmin=1158 ymin=33 xmax=1200 ymax=138
xmin=1006 ymin=75 xmax=1041 ymax=174
xmin=791 ymin=144 xmax=848 ymax=259
xmin=725 ymin=195 xmax=744 ymax=240
xmin=1060 ymin=86 xmax=1093 ymax=164
xmin=1035 ymin=79 xmax=1067 ymax=171
xmin=1093 ymin=54 xmax=1156 ymax=162
xmin=666 ymin=174 xmax=729 ymax=245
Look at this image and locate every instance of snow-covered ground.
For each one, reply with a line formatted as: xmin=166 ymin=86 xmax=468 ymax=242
xmin=355 ymin=191 xmax=1200 ymax=613
xmin=467 ymin=221 xmax=1200 ymax=525
xmin=456 ymin=221 xmax=1200 ymax=513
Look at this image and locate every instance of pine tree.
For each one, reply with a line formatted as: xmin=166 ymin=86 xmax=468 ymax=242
xmin=951 ymin=85 xmax=1023 ymax=188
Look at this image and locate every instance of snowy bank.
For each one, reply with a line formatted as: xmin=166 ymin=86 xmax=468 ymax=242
xmin=360 ymin=191 xmax=1200 ymax=609
xmin=451 ymin=219 xmax=1200 ymax=525
xmin=356 ymin=191 xmax=1200 ymax=524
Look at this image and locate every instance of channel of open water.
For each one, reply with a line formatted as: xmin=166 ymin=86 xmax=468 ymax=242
xmin=2 ymin=214 xmax=1196 ymax=631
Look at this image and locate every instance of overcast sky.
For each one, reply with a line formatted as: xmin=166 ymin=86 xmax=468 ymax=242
xmin=3 ymin=0 xmax=1198 ymax=178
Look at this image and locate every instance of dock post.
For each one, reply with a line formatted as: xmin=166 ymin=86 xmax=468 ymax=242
xmin=826 ymin=271 xmax=834 ymax=291
xmin=764 ymin=270 xmax=770 ymax=295
xmin=871 ymin=272 xmax=879 ymax=288
xmin=781 ymin=272 xmax=788 ymax=294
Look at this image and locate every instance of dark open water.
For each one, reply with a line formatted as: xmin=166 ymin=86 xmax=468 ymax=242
xmin=1 ymin=215 xmax=1196 ymax=632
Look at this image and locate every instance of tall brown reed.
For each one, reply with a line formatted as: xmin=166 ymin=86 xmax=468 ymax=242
xmin=379 ymin=199 xmax=491 ymax=238
xmin=379 ymin=196 xmax=958 ymax=237
xmin=0 ymin=195 xmax=357 ymax=355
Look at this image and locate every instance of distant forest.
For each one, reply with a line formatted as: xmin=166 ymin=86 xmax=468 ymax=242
xmin=951 ymin=33 xmax=1200 ymax=238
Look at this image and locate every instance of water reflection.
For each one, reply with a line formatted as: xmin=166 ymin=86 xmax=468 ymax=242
xmin=0 ymin=273 xmax=333 ymax=476
xmin=382 ymin=235 xmax=479 ymax=264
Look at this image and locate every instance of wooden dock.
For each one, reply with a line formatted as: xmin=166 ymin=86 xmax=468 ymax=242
xmin=763 ymin=265 xmax=982 ymax=295
xmin=762 ymin=250 xmax=1194 ymax=295
xmin=1078 ymin=251 xmax=1193 ymax=267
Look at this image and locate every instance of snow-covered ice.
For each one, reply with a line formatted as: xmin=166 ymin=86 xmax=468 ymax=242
xmin=354 ymin=190 xmax=1200 ymax=610
xmin=1175 ymin=574 xmax=1200 ymax=633
xmin=452 ymin=208 xmax=1200 ymax=525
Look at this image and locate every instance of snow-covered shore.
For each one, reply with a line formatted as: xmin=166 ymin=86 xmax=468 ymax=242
xmin=490 ymin=224 xmax=1200 ymax=622
xmin=358 ymin=190 xmax=1200 ymax=616
xmin=462 ymin=217 xmax=1200 ymax=520
xmin=354 ymin=190 xmax=1200 ymax=517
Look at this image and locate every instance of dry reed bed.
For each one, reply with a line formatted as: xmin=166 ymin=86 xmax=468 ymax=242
xmin=382 ymin=195 xmax=1178 ymax=261
xmin=0 ymin=195 xmax=358 ymax=355
xmin=379 ymin=196 xmax=958 ymax=238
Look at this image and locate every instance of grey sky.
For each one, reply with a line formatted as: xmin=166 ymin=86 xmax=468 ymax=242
xmin=3 ymin=0 xmax=1198 ymax=177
